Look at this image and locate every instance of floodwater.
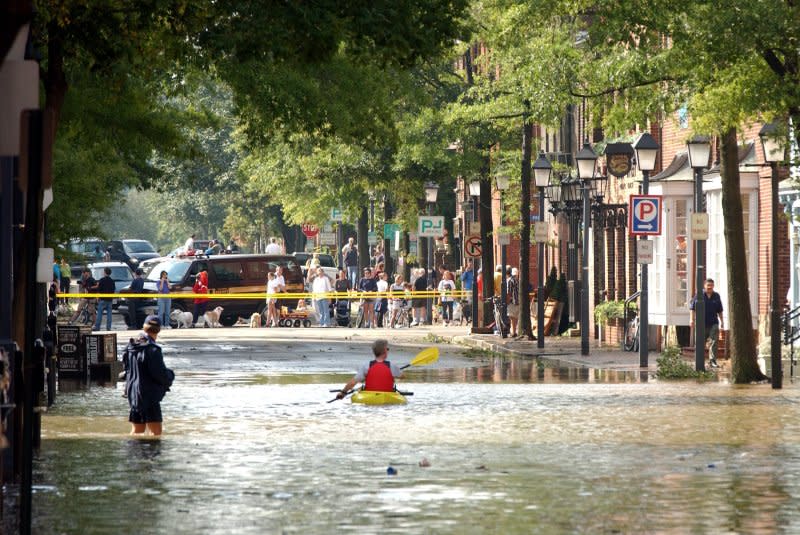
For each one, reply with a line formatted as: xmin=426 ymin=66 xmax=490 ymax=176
xmin=24 ymin=341 xmax=800 ymax=533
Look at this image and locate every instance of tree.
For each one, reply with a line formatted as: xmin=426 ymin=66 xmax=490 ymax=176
xmin=477 ymin=0 xmax=799 ymax=382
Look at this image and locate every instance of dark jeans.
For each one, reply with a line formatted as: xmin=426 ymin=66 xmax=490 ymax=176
xmin=130 ymin=299 xmax=140 ymax=329
xmin=193 ymin=302 xmax=208 ymax=324
xmin=441 ymin=301 xmax=454 ymax=322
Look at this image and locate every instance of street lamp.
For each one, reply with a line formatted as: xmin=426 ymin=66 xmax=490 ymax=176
xmin=469 ymin=179 xmax=481 ymax=223
xmin=687 ymin=135 xmax=711 ymax=372
xmin=423 ymin=181 xmax=439 ymax=325
xmin=368 ymin=190 xmax=377 ymax=232
xmin=468 ymin=181 xmax=480 ymax=328
xmin=760 ymin=122 xmax=786 ymax=389
xmin=633 ymin=132 xmax=660 ymax=368
xmin=533 ymin=152 xmax=553 ymax=348
xmin=496 ymin=175 xmax=510 ymax=337
xmin=575 ymin=141 xmax=598 ymax=356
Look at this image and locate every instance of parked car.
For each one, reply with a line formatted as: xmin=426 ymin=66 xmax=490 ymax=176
xmin=66 ymin=238 xmax=160 ymax=273
xmin=105 ymin=239 xmax=160 ymax=268
xmin=293 ymin=252 xmax=338 ymax=281
xmin=66 ymin=238 xmax=106 ymax=278
xmin=87 ymin=261 xmax=135 ymax=308
xmin=118 ymin=254 xmax=304 ymax=327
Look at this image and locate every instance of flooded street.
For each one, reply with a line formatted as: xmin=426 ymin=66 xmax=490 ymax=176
xmin=28 ymin=328 xmax=800 ymax=533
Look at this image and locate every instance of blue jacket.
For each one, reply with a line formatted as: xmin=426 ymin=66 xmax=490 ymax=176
xmin=123 ymin=335 xmax=175 ymax=410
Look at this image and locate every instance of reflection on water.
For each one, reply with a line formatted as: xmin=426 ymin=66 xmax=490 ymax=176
xmin=27 ymin=352 xmax=800 ymax=534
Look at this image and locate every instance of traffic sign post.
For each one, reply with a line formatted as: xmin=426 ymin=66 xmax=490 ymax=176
xmin=628 ymin=195 xmax=663 ymax=236
xmin=690 ymin=213 xmax=709 ymax=240
xmin=301 ymin=223 xmax=319 ymax=238
xmin=418 ymin=216 xmax=444 ymax=238
xmin=636 ymin=239 xmax=653 ymax=264
xmin=464 ymin=235 xmax=481 ymax=258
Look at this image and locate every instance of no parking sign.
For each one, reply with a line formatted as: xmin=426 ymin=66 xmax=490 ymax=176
xmin=628 ymin=195 xmax=663 ymax=236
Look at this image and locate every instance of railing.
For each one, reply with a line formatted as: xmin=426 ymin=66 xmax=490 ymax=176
xmin=782 ymin=305 xmax=800 ymax=377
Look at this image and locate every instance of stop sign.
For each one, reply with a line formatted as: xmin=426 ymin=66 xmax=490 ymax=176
xmin=302 ymin=223 xmax=319 ymax=238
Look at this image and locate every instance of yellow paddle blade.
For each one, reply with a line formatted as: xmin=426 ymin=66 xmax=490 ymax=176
xmin=409 ymin=346 xmax=439 ymax=367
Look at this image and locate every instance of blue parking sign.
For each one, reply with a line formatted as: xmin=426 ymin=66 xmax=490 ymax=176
xmin=628 ymin=195 xmax=662 ymax=236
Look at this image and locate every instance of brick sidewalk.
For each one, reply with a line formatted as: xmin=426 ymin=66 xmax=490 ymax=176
xmin=452 ymin=333 xmax=660 ymax=371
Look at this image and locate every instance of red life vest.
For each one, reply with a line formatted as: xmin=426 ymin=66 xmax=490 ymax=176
xmin=364 ymin=360 xmax=395 ymax=392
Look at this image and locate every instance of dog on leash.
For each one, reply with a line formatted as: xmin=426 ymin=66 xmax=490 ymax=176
xmin=170 ymin=309 xmax=194 ymax=329
xmin=203 ymin=306 xmax=224 ymax=327
xmin=249 ymin=312 xmax=262 ymax=328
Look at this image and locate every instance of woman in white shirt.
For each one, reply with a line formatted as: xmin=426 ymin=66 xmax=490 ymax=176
xmin=375 ymin=272 xmax=390 ymax=328
xmin=310 ymin=267 xmax=333 ymax=327
xmin=438 ymin=271 xmax=457 ymax=326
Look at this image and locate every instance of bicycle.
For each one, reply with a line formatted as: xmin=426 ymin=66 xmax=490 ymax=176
xmin=490 ymin=296 xmax=509 ymax=337
xmin=623 ymin=311 xmax=640 ymax=352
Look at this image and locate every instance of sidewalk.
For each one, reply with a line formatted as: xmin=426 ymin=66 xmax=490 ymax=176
xmin=452 ymin=332 xmax=660 ymax=371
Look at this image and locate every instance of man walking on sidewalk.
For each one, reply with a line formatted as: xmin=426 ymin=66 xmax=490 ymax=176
xmin=689 ymin=278 xmax=724 ymax=368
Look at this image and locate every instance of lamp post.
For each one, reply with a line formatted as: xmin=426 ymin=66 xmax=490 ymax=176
xmin=368 ymin=190 xmax=376 ymax=233
xmin=633 ymin=133 xmax=660 ymax=368
xmin=424 ymin=181 xmax=439 ymax=325
xmin=576 ymin=141 xmax=598 ymax=356
xmin=469 ymin=179 xmax=481 ymax=328
xmin=496 ymin=174 xmax=510 ymax=337
xmin=687 ymin=135 xmax=712 ymax=372
xmin=533 ymin=152 xmax=553 ymax=347
xmin=561 ymin=175 xmax=581 ymax=327
xmin=760 ymin=122 xmax=786 ymax=389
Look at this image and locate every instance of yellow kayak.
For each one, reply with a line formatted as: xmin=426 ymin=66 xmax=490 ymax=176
xmin=350 ymin=390 xmax=408 ymax=405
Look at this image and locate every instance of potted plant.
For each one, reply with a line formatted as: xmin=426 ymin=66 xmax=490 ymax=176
xmin=594 ymin=300 xmax=634 ymax=344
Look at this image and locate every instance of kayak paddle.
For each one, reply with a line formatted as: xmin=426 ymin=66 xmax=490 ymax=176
xmin=400 ymin=346 xmax=439 ymax=369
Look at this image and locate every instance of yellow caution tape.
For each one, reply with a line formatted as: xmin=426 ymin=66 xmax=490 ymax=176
xmin=57 ymin=290 xmax=473 ymax=300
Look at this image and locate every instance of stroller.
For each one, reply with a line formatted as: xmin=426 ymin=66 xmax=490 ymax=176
xmin=334 ymin=299 xmax=351 ymax=327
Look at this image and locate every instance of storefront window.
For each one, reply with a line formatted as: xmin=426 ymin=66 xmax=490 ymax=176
xmin=674 ymin=200 xmax=689 ymax=309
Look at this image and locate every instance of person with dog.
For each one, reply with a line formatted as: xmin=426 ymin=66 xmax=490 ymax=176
xmin=94 ymin=267 xmax=116 ymax=331
xmin=336 ymin=339 xmax=402 ymax=398
xmin=156 ymin=270 xmax=171 ymax=328
xmin=265 ymin=272 xmax=282 ymax=327
xmin=123 ymin=315 xmax=175 ymax=436
xmin=192 ymin=270 xmax=209 ymax=327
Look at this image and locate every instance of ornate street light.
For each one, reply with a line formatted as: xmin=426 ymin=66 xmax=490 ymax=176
xmin=687 ymin=135 xmax=712 ymax=169
xmin=532 ymin=152 xmax=553 ymax=348
xmin=424 ymin=182 xmax=439 ymax=203
xmin=423 ymin=182 xmax=439 ymax=325
xmin=760 ymin=122 xmax=787 ymax=389
xmin=633 ymin=132 xmax=660 ymax=368
xmin=687 ymin=135 xmax=712 ymax=372
xmin=576 ymin=141 xmax=598 ymax=180
xmin=495 ymin=175 xmax=510 ymax=336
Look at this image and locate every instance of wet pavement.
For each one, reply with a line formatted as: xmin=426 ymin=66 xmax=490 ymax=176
xmin=6 ymin=322 xmax=799 ymax=533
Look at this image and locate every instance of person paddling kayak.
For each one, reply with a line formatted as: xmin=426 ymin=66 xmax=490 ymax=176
xmin=336 ymin=339 xmax=403 ymax=399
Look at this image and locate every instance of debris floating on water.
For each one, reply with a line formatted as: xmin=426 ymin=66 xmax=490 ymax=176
xmin=419 ymin=458 xmax=431 ymax=468
xmin=387 ymin=466 xmax=397 ymax=476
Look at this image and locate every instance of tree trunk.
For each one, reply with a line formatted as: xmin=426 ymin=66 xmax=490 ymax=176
xmin=357 ymin=207 xmax=369 ymax=272
xmin=479 ymin=156 xmax=494 ymax=326
xmin=720 ymin=127 xmax=768 ymax=382
xmin=383 ymin=198 xmax=392 ymax=278
xmin=519 ymin=114 xmax=533 ymax=339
